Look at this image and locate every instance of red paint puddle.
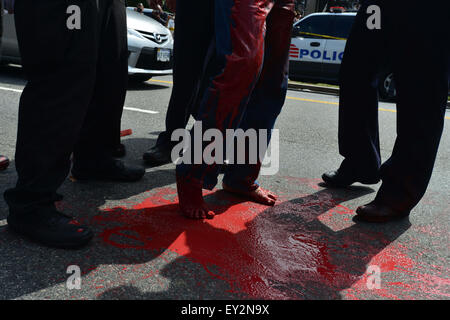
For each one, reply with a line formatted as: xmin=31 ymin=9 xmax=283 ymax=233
xmin=90 ymin=178 xmax=450 ymax=299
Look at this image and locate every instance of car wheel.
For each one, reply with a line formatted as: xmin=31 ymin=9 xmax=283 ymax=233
xmin=129 ymin=75 xmax=153 ymax=83
xmin=378 ymin=72 xmax=397 ymax=101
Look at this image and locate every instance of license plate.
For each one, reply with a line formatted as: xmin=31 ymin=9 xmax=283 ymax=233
xmin=157 ymin=49 xmax=171 ymax=62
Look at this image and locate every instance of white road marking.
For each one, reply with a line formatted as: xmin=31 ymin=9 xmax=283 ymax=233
xmin=0 ymin=86 xmax=23 ymax=93
xmin=123 ymin=107 xmax=159 ymax=114
xmin=0 ymin=86 xmax=159 ymax=115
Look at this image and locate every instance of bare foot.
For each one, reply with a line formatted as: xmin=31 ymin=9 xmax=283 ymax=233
xmin=176 ymin=175 xmax=215 ymax=220
xmin=222 ymin=182 xmax=277 ymax=206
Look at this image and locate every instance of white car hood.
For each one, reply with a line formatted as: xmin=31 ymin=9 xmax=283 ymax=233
xmin=126 ymin=9 xmax=169 ymax=35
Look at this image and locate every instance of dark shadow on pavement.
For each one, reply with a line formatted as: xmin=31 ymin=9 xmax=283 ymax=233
xmin=0 ymin=147 xmax=178 ymax=299
xmin=0 ymin=174 xmax=410 ymax=299
xmin=121 ymin=137 xmax=176 ymax=170
xmin=0 ymin=64 xmax=26 ymax=86
xmin=92 ymin=186 xmax=410 ymax=300
xmin=126 ymin=80 xmax=170 ymax=92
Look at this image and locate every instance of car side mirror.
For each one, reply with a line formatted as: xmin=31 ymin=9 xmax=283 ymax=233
xmin=292 ymin=26 xmax=301 ymax=38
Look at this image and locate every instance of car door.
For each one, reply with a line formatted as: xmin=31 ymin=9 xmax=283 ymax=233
xmin=322 ymin=14 xmax=355 ymax=83
xmin=289 ymin=14 xmax=334 ymax=81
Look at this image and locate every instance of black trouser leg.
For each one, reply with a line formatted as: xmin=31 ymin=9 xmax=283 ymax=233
xmin=156 ymin=0 xmax=214 ymax=146
xmin=375 ymin=2 xmax=450 ymax=212
xmin=74 ymin=0 xmax=128 ymax=164
xmin=337 ymin=0 xmax=385 ymax=176
xmin=376 ymin=67 xmax=448 ymax=212
xmin=4 ymin=0 xmax=104 ymax=214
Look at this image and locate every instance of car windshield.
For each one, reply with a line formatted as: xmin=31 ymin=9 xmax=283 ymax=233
xmin=330 ymin=16 xmax=355 ymax=39
xmin=295 ymin=15 xmax=335 ymax=39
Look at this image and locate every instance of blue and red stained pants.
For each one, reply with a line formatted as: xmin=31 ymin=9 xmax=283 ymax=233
xmin=176 ymin=0 xmax=295 ymax=191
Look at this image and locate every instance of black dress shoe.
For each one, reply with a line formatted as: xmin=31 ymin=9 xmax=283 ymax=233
xmin=112 ymin=144 xmax=126 ymax=158
xmin=72 ymin=158 xmax=145 ymax=182
xmin=143 ymin=143 xmax=173 ymax=166
xmin=322 ymin=169 xmax=380 ymax=187
xmin=355 ymin=201 xmax=410 ymax=223
xmin=7 ymin=208 xmax=93 ymax=249
xmin=0 ymin=155 xmax=10 ymax=171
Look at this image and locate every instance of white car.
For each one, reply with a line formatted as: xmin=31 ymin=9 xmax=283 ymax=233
xmin=126 ymin=8 xmax=174 ymax=81
xmin=289 ymin=12 xmax=396 ymax=100
xmin=0 ymin=6 xmax=173 ymax=82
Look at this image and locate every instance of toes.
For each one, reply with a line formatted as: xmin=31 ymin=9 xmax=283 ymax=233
xmin=261 ymin=188 xmax=277 ymax=202
xmin=268 ymin=193 xmax=277 ymax=201
xmin=267 ymin=194 xmax=277 ymax=204
xmin=182 ymin=207 xmax=215 ymax=220
xmin=199 ymin=207 xmax=215 ymax=220
xmin=205 ymin=210 xmax=215 ymax=219
xmin=257 ymin=190 xmax=276 ymax=206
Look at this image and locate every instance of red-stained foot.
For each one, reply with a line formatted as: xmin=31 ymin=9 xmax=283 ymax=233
xmin=176 ymin=175 xmax=215 ymax=220
xmin=222 ymin=182 xmax=277 ymax=206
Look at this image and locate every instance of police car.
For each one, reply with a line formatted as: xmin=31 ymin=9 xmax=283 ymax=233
xmin=289 ymin=12 xmax=396 ymax=100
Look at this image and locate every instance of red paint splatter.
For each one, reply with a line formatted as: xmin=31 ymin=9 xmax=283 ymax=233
xmin=89 ymin=178 xmax=450 ymax=299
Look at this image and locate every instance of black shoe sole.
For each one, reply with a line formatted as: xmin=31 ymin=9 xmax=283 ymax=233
xmin=7 ymin=223 xmax=94 ymax=249
xmin=112 ymin=144 xmax=126 ymax=158
xmin=112 ymin=150 xmax=126 ymax=158
xmin=354 ymin=212 xmax=409 ymax=223
xmin=142 ymin=155 xmax=172 ymax=167
xmin=322 ymin=174 xmax=380 ymax=188
xmin=355 ymin=207 xmax=410 ymax=223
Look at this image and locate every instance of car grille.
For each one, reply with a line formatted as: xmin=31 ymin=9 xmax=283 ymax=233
xmin=136 ymin=47 xmax=173 ymax=70
xmin=135 ymin=29 xmax=169 ymax=45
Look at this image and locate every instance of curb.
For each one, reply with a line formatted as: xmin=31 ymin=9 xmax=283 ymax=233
xmin=288 ymin=82 xmax=340 ymax=95
xmin=287 ymin=81 xmax=450 ymax=108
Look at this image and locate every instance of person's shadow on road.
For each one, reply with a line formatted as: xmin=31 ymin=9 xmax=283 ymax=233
xmin=0 ymin=175 xmax=411 ymax=299
xmin=95 ymin=187 xmax=410 ymax=299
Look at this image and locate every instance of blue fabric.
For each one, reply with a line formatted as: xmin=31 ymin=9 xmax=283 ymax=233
xmin=176 ymin=0 xmax=295 ymax=191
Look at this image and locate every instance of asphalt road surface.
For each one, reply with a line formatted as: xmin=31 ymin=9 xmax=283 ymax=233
xmin=0 ymin=64 xmax=449 ymax=300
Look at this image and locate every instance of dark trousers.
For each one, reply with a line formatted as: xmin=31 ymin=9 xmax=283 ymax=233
xmin=338 ymin=0 xmax=450 ymax=212
xmin=156 ymin=0 xmax=214 ymax=146
xmin=4 ymin=0 xmax=128 ymax=214
xmin=176 ymin=0 xmax=295 ymax=191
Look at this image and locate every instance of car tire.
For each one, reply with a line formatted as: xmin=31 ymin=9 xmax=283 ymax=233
xmin=378 ymin=72 xmax=397 ymax=101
